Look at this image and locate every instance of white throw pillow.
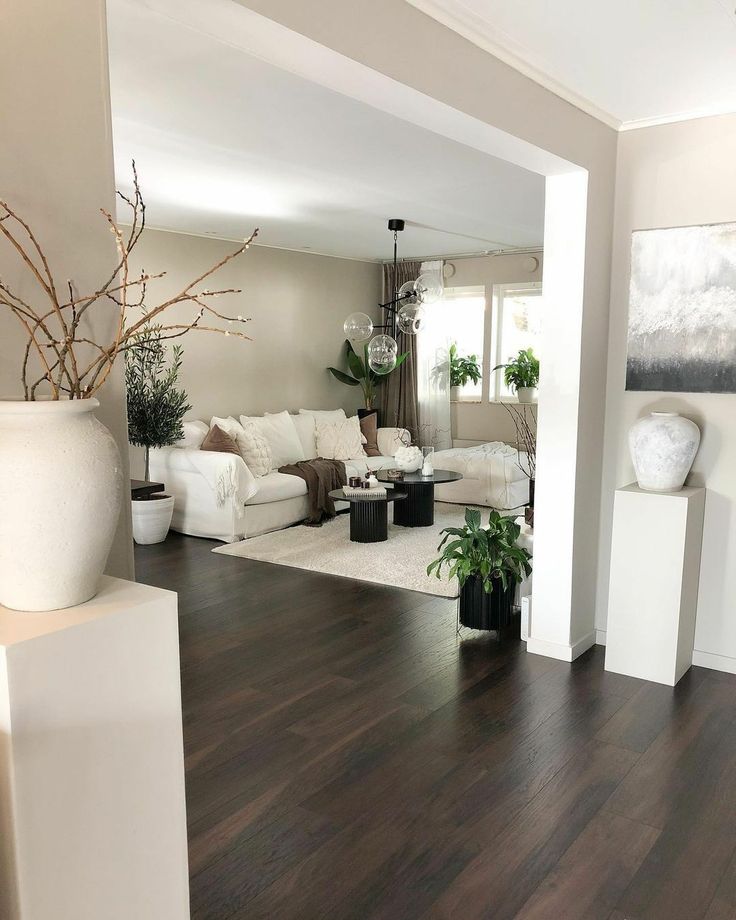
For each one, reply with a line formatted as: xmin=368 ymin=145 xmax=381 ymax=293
xmin=209 ymin=416 xmax=271 ymax=477
xmin=298 ymin=408 xmax=347 ymax=424
xmin=177 ymin=420 xmax=208 ymax=449
xmin=315 ymin=416 xmax=367 ymax=461
xmin=240 ymin=410 xmax=306 ymax=469
xmin=288 ymin=413 xmax=318 ymax=460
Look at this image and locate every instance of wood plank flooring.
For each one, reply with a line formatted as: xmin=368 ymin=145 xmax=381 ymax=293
xmin=135 ymin=531 xmax=736 ymax=920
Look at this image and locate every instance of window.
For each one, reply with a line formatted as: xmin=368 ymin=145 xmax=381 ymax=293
xmin=491 ymin=282 xmax=542 ymax=401
xmin=438 ymin=286 xmax=486 ymax=400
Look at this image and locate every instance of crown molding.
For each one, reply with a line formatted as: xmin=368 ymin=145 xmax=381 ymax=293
xmin=405 ymin=0 xmax=622 ymax=130
xmin=619 ymin=105 xmax=736 ymax=132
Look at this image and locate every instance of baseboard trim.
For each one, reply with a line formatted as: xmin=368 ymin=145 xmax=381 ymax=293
xmin=526 ymin=630 xmax=596 ymax=662
xmin=594 ymin=628 xmax=736 ymax=675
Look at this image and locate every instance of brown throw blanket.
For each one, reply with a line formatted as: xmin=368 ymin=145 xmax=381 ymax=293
xmin=279 ymin=459 xmax=347 ymax=525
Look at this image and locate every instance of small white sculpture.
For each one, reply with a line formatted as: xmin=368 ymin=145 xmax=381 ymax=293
xmin=629 ymin=411 xmax=700 ymax=492
xmin=394 ymin=444 xmax=423 ymax=472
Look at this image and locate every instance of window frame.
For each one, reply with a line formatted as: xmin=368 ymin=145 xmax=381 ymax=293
xmin=490 ymin=281 xmax=543 ymax=403
xmin=441 ymin=284 xmax=487 ymax=403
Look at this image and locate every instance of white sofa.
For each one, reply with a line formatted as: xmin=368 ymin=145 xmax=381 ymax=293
xmin=432 ymin=442 xmax=531 ymax=512
xmin=149 ymin=417 xmax=409 ymax=543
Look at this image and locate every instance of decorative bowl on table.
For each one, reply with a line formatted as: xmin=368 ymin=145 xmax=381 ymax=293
xmin=393 ymin=445 xmax=423 ymax=472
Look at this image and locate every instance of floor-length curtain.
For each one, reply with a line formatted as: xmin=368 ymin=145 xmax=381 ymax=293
xmin=416 ymin=260 xmax=451 ymax=449
xmin=380 ymin=260 xmax=421 ymax=441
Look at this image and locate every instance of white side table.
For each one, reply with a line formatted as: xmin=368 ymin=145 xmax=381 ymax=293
xmin=605 ymin=483 xmax=705 ymax=686
xmin=0 ymin=577 xmax=189 ymax=919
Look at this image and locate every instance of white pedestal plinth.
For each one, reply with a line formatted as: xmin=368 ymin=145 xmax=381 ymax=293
xmin=0 ymin=576 xmax=189 ymax=920
xmin=605 ymin=484 xmax=705 ymax=686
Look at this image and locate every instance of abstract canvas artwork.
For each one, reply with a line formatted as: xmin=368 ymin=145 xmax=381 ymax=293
xmin=626 ymin=221 xmax=736 ymax=392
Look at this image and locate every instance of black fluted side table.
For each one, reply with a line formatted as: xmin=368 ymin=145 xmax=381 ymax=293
xmin=375 ymin=469 xmax=463 ymax=527
xmin=328 ymin=489 xmax=407 ymax=543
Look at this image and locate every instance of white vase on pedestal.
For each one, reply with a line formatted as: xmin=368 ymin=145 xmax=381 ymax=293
xmin=628 ymin=411 xmax=700 ymax=493
xmin=0 ymin=398 xmax=123 ymax=611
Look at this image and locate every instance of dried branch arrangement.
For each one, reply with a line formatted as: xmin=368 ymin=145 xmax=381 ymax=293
xmin=0 ymin=163 xmax=257 ymax=400
xmin=501 ymin=402 xmax=536 ymax=480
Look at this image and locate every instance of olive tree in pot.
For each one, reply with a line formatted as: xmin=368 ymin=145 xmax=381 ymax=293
xmin=126 ymin=329 xmax=191 ymax=544
xmin=428 ymin=508 xmax=532 ymax=632
xmin=493 ymin=347 xmax=539 ymax=403
xmin=449 ymin=343 xmax=482 ymax=401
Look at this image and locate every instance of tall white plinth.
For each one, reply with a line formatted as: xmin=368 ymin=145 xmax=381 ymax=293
xmin=0 ymin=576 xmax=189 ymax=920
xmin=605 ymin=484 xmax=705 ymax=686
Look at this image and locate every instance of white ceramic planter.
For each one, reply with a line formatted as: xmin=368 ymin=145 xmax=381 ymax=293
xmin=450 ymin=385 xmax=462 ymax=402
xmin=0 ymin=398 xmax=123 ymax=611
xmin=629 ymin=411 xmax=700 ymax=492
xmin=517 ymin=387 xmax=538 ymax=404
xmin=132 ymin=494 xmax=175 ymax=545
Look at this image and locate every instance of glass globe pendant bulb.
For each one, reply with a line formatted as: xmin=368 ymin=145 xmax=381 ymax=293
xmin=397 ymin=302 xmax=425 ymax=335
xmin=397 ymin=279 xmax=419 ymax=304
xmin=343 ymin=312 xmax=374 ymax=342
xmin=367 ymin=334 xmax=398 ymax=375
xmin=414 ymin=272 xmax=442 ymax=305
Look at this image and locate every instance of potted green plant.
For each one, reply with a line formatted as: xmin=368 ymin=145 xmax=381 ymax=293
xmin=126 ymin=328 xmax=191 ymax=545
xmin=493 ymin=347 xmax=539 ymax=403
xmin=449 ymin=343 xmax=482 ymax=400
xmin=327 ymin=340 xmax=407 ymax=420
xmin=427 ymin=508 xmax=532 ymax=631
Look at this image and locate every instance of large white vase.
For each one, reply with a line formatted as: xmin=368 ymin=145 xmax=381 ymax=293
xmin=628 ymin=411 xmax=700 ymax=493
xmin=0 ymin=398 xmax=123 ymax=611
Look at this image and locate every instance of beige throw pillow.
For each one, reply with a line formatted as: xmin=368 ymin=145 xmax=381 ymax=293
xmin=315 ymin=416 xmax=367 ymax=461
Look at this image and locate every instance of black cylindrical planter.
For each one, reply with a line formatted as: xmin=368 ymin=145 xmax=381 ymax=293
xmin=459 ymin=575 xmax=515 ymax=630
xmin=525 ymin=477 xmax=535 ymax=528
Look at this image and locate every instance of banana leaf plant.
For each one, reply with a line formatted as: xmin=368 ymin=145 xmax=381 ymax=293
xmin=327 ymin=340 xmax=407 ymax=409
xmin=427 ymin=507 xmax=532 ymax=593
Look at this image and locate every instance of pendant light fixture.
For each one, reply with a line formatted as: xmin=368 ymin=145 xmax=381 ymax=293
xmin=343 ymin=219 xmax=442 ymax=369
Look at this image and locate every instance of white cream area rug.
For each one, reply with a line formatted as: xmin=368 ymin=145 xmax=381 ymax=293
xmin=212 ymin=503 xmax=478 ymax=598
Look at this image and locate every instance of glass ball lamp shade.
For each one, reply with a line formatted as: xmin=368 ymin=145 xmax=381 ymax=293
xmin=368 ymin=334 xmax=398 ymax=375
xmin=414 ymin=272 xmax=442 ymax=305
xmin=343 ymin=312 xmax=374 ymax=342
xmin=397 ymin=301 xmax=425 ymax=335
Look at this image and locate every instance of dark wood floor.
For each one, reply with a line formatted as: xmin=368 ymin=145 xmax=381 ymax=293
xmin=136 ymin=531 xmax=736 ymax=920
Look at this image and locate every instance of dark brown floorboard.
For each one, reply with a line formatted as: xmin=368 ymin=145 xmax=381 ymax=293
xmin=135 ymin=531 xmax=736 ymax=920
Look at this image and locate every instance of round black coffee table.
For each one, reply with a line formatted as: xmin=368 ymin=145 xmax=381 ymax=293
xmin=329 ymin=489 xmax=407 ymax=543
xmin=375 ymin=469 xmax=463 ymax=527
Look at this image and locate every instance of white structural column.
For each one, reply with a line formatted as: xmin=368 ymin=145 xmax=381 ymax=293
xmin=0 ymin=577 xmax=189 ymax=920
xmin=605 ymin=484 xmax=706 ymax=686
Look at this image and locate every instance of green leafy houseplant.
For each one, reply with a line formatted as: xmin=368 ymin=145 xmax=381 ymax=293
xmin=427 ymin=507 xmax=532 ymax=594
xmin=449 ymin=343 xmax=482 ymax=388
xmin=327 ymin=340 xmax=407 ymax=409
xmin=493 ymin=347 xmax=539 ymax=393
xmin=126 ymin=328 xmax=192 ymax=482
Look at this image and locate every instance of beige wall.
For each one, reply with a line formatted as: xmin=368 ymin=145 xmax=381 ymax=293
xmin=126 ymin=229 xmax=381 ymax=472
xmin=597 ymin=113 xmax=736 ymax=671
xmin=447 ymin=252 xmax=543 ymax=445
xmin=0 ymin=0 xmax=133 ymax=579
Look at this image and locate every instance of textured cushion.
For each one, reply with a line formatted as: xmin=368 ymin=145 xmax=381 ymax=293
xmin=315 ymin=416 xmax=367 ymax=461
xmin=241 ymin=410 xmax=306 ymax=468
xmin=359 ymin=413 xmax=380 ymax=457
xmin=245 ymin=471 xmax=308 ymax=505
xmin=289 ymin=414 xmax=318 ymax=460
xmin=238 ymin=419 xmax=272 ymax=478
xmin=298 ymin=408 xmax=347 ymax=424
xmin=177 ymin=420 xmax=209 ymax=449
xmin=201 ymin=424 xmax=240 ymax=455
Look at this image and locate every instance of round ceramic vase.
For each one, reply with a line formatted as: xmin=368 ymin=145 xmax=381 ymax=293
xmin=628 ymin=411 xmax=700 ymax=493
xmin=0 ymin=398 xmax=123 ymax=611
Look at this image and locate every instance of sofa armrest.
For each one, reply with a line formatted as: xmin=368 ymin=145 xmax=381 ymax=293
xmin=376 ymin=427 xmax=410 ymax=457
xmin=150 ymin=447 xmax=259 ymax=506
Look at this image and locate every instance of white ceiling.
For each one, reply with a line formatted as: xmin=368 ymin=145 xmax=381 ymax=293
xmin=408 ymin=0 xmax=736 ymax=128
xmin=106 ymin=0 xmax=545 ymax=261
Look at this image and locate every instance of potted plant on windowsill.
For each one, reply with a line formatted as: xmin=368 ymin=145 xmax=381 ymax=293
xmin=427 ymin=508 xmax=532 ymax=632
xmin=449 ymin=343 xmax=482 ymax=401
xmin=327 ymin=339 xmax=407 ymax=423
xmin=493 ymin=347 xmax=539 ymax=403
xmin=126 ymin=328 xmax=191 ymax=545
